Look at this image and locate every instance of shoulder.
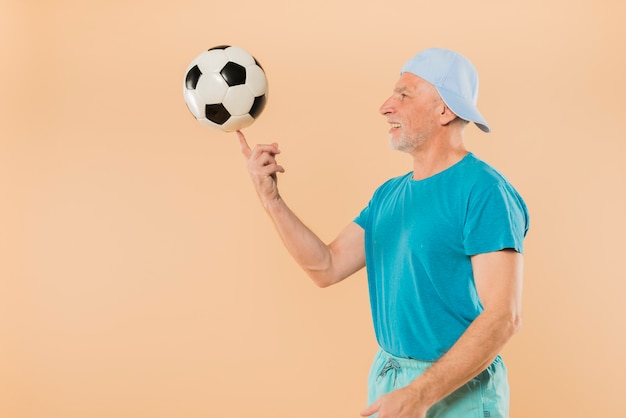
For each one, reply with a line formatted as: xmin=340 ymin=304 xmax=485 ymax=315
xmin=460 ymin=154 xmax=528 ymax=212
xmin=355 ymin=172 xmax=412 ymax=226
xmin=461 ymin=154 xmax=509 ymax=185
xmin=464 ymin=154 xmax=529 ymax=219
xmin=372 ymin=172 xmax=412 ymax=196
xmin=457 ymin=154 xmax=522 ymax=198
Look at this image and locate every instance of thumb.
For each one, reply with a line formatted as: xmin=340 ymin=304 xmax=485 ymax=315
xmin=360 ymin=400 xmax=380 ymax=417
xmin=236 ymin=130 xmax=251 ymax=158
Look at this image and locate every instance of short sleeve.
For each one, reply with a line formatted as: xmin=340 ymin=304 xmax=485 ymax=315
xmin=354 ymin=203 xmax=369 ymax=230
xmin=463 ymin=182 xmax=529 ymax=256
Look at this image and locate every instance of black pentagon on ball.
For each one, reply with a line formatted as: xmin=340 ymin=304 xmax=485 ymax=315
xmin=185 ymin=65 xmax=202 ymax=90
xmin=249 ymin=95 xmax=267 ymax=119
xmin=220 ymin=61 xmax=246 ymax=86
xmin=205 ymin=103 xmax=231 ymax=125
xmin=208 ymin=45 xmax=229 ymax=51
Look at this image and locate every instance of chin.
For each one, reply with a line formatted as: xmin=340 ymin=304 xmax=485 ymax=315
xmin=389 ymin=138 xmax=415 ymax=153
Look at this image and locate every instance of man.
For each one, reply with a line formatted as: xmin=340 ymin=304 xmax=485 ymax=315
xmin=238 ymin=47 xmax=529 ymax=418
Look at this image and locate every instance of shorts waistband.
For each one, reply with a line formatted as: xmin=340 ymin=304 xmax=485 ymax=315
xmin=376 ymin=348 xmax=503 ymax=371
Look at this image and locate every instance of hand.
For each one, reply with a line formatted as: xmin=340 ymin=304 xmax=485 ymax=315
xmin=360 ymin=386 xmax=428 ymax=418
xmin=237 ymin=130 xmax=285 ymax=207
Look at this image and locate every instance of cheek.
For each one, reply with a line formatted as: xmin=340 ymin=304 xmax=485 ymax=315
xmin=403 ymin=114 xmax=419 ymax=130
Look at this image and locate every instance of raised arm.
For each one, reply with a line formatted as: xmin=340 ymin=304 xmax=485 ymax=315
xmin=238 ymin=131 xmax=365 ymax=287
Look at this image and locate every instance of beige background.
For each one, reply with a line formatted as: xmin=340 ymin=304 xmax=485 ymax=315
xmin=1 ymin=0 xmax=624 ymax=417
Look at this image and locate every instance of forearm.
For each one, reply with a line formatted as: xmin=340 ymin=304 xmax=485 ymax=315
xmin=263 ymin=195 xmax=337 ymax=287
xmin=410 ymin=250 xmax=524 ymax=408
xmin=238 ymin=133 xmax=364 ymax=287
xmin=407 ymin=310 xmax=520 ymax=408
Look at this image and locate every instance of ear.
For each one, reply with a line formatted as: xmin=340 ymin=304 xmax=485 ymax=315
xmin=439 ymin=104 xmax=459 ymax=126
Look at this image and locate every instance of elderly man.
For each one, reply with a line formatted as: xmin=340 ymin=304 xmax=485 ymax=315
xmin=238 ymin=47 xmax=529 ymax=418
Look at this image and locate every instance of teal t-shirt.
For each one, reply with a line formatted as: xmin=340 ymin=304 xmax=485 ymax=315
xmin=354 ymin=153 xmax=529 ymax=360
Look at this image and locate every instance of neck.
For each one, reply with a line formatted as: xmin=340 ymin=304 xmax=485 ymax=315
xmin=410 ymin=131 xmax=468 ymax=180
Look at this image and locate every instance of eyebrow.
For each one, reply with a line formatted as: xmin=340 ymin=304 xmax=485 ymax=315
xmin=394 ymin=85 xmax=413 ymax=95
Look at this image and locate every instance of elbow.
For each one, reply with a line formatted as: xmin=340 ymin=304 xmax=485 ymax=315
xmin=486 ymin=308 xmax=523 ymax=339
xmin=303 ymin=258 xmax=341 ymax=288
xmin=305 ymin=264 xmax=346 ymax=288
xmin=309 ymin=272 xmax=337 ymax=288
xmin=314 ymin=280 xmax=333 ymax=289
xmin=512 ymin=313 xmax=523 ymax=335
xmin=503 ymin=311 xmax=523 ymax=338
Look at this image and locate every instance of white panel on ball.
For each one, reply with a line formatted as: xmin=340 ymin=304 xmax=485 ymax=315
xmin=221 ymin=114 xmax=255 ymax=132
xmin=184 ymin=92 xmax=204 ymax=119
xmin=245 ymin=66 xmax=268 ymax=96
xmin=196 ymin=50 xmax=229 ymax=73
xmin=195 ymin=73 xmax=228 ymax=104
xmin=224 ymin=46 xmax=256 ymax=67
xmin=223 ymin=85 xmax=255 ymax=115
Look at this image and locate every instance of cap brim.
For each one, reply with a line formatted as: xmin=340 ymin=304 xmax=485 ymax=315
xmin=437 ymin=86 xmax=491 ymax=133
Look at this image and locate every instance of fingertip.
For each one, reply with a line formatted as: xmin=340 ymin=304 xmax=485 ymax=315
xmin=237 ymin=131 xmax=250 ymax=153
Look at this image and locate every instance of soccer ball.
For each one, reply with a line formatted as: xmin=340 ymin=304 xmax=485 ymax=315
xmin=183 ymin=45 xmax=268 ymax=132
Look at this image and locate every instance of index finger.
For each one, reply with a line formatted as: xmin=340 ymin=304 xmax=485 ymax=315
xmin=236 ymin=130 xmax=252 ymax=158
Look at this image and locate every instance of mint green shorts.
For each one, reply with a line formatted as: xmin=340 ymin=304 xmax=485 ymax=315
xmin=367 ymin=349 xmax=510 ymax=418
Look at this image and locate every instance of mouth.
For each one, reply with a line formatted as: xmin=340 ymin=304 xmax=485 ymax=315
xmin=388 ymin=122 xmax=401 ymax=132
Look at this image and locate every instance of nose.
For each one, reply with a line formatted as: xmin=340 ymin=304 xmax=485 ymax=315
xmin=379 ymin=96 xmax=394 ymax=116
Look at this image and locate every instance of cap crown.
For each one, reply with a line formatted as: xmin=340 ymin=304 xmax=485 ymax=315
xmin=401 ymin=48 xmax=490 ymax=133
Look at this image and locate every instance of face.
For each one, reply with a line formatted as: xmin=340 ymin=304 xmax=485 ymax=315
xmin=379 ymin=73 xmax=442 ymax=153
